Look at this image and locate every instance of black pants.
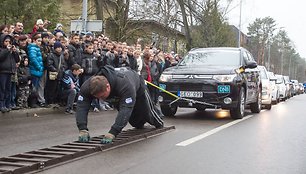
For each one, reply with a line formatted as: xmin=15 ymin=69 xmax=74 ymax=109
xmin=62 ymin=89 xmax=78 ymax=110
xmin=45 ymin=79 xmax=59 ymax=104
xmin=0 ymin=73 xmax=11 ymax=109
xmin=129 ymin=80 xmax=163 ymax=128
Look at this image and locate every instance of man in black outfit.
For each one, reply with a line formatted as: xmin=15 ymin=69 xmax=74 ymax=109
xmin=76 ymin=65 xmax=164 ymax=144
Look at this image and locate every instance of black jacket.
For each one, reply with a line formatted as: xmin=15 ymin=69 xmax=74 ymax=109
xmin=76 ymin=65 xmax=142 ymax=136
xmin=47 ymin=51 xmax=68 ymax=80
xmin=68 ymin=43 xmax=83 ymax=66
xmin=17 ymin=65 xmax=31 ymax=87
xmin=128 ymin=54 xmax=137 ymax=71
xmin=81 ymin=52 xmax=100 ymax=76
xmin=0 ymin=34 xmax=20 ymax=74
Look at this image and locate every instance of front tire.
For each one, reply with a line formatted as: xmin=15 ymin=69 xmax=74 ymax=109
xmin=161 ymin=105 xmax=177 ymax=117
xmin=230 ymin=87 xmax=245 ymax=119
xmin=250 ymin=90 xmax=262 ymax=113
xmin=265 ymin=104 xmax=272 ymax=110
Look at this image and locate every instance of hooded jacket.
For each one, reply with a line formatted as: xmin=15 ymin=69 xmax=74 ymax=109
xmin=76 ymin=65 xmax=142 ymax=136
xmin=0 ymin=34 xmax=20 ymax=74
xmin=27 ymin=43 xmax=44 ymax=77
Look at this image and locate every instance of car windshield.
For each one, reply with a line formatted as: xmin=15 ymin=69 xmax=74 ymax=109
xmin=283 ymin=76 xmax=290 ymax=82
xmin=275 ymin=75 xmax=283 ymax=84
xmin=179 ymin=50 xmax=240 ymax=66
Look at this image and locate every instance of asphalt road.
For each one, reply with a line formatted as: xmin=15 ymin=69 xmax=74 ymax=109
xmin=1 ymin=94 xmax=306 ymax=174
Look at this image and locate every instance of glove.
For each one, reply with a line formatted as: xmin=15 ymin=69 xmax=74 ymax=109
xmin=78 ymin=130 xmax=90 ymax=143
xmin=101 ymin=133 xmax=115 ymax=144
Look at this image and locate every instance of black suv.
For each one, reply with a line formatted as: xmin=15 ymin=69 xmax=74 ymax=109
xmin=158 ymin=47 xmax=262 ymax=119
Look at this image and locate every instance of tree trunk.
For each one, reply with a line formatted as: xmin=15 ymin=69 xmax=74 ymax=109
xmin=177 ymin=0 xmax=192 ymax=51
xmin=94 ymin=0 xmax=103 ymax=20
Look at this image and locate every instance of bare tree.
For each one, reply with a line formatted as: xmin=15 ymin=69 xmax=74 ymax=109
xmin=177 ymin=0 xmax=192 ymax=50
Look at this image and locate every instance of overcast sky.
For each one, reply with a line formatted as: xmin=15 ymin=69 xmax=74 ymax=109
xmin=225 ymin=0 xmax=306 ymax=58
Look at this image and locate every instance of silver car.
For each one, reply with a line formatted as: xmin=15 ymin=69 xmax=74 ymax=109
xmin=275 ymin=74 xmax=287 ymax=101
xmin=268 ymin=72 xmax=280 ymax=104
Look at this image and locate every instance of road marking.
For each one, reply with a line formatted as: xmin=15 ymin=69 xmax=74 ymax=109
xmin=176 ymin=115 xmax=253 ymax=146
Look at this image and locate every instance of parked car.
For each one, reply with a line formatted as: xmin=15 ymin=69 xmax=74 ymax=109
xmin=267 ymin=72 xmax=280 ymax=104
xmin=291 ymin=80 xmax=299 ymax=95
xmin=257 ymin=66 xmax=272 ymax=110
xmin=275 ymin=74 xmax=287 ymax=101
xmin=158 ymin=47 xmax=262 ymax=119
xmin=283 ymin=76 xmax=293 ymax=98
xmin=298 ymin=83 xmax=304 ymax=94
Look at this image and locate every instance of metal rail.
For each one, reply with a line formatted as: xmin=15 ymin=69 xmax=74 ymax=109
xmin=0 ymin=126 xmax=175 ymax=174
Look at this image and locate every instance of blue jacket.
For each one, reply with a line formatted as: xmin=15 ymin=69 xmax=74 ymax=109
xmin=27 ymin=43 xmax=44 ymax=77
xmin=62 ymin=69 xmax=80 ymax=91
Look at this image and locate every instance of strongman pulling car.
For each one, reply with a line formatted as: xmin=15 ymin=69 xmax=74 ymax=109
xmin=76 ymin=65 xmax=164 ymax=144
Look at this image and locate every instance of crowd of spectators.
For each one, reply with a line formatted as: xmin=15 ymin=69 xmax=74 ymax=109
xmin=0 ymin=19 xmax=182 ymax=114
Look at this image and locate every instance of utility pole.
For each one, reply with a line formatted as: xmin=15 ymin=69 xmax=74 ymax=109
xmin=281 ymin=50 xmax=283 ymax=75
xmin=82 ymin=0 xmax=88 ymax=33
xmin=238 ymin=0 xmax=242 ymax=48
xmin=289 ymin=56 xmax=292 ymax=77
xmin=268 ymin=43 xmax=271 ymax=71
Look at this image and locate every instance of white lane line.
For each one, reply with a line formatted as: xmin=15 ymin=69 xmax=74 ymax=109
xmin=176 ymin=115 xmax=253 ymax=147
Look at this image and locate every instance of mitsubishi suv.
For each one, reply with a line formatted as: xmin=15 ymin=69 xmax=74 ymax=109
xmin=158 ymin=47 xmax=262 ymax=119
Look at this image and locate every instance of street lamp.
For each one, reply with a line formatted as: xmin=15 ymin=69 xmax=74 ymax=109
xmin=82 ymin=0 xmax=88 ymax=32
xmin=288 ymin=55 xmax=292 ymax=77
xmin=267 ymin=42 xmax=271 ymax=71
xmin=238 ymin=0 xmax=242 ymax=48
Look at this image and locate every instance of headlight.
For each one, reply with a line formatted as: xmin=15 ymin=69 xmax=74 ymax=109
xmin=213 ymin=74 xmax=236 ymax=82
xmin=159 ymin=74 xmax=172 ymax=82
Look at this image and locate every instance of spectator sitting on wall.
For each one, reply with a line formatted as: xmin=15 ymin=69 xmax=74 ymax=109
xmin=31 ymin=19 xmax=47 ymax=36
xmin=53 ymin=23 xmax=66 ymax=37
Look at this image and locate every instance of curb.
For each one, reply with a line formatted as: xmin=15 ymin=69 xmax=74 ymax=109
xmin=0 ymin=107 xmax=65 ymax=120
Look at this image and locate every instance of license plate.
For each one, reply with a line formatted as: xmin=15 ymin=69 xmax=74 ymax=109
xmin=179 ymin=91 xmax=203 ymax=98
xmin=218 ymin=85 xmax=230 ymax=93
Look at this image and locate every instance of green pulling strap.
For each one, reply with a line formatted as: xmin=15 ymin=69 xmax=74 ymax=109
xmin=144 ymin=80 xmax=218 ymax=108
xmin=144 ymin=80 xmax=179 ymax=99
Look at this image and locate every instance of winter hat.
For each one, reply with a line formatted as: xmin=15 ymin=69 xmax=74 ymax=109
xmin=56 ymin=23 xmax=63 ymax=29
xmin=54 ymin=41 xmax=62 ymax=49
xmin=86 ymin=32 xmax=93 ymax=37
xmin=36 ymin=19 xmax=44 ymax=25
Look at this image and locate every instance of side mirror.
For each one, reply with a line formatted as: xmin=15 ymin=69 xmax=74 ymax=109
xmin=245 ymin=60 xmax=257 ymax=69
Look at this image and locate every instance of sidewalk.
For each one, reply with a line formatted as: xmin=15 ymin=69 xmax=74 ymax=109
xmin=0 ymin=106 xmax=65 ymax=120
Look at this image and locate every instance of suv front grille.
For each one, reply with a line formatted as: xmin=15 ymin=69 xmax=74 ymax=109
xmin=167 ymin=83 xmax=215 ymax=92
